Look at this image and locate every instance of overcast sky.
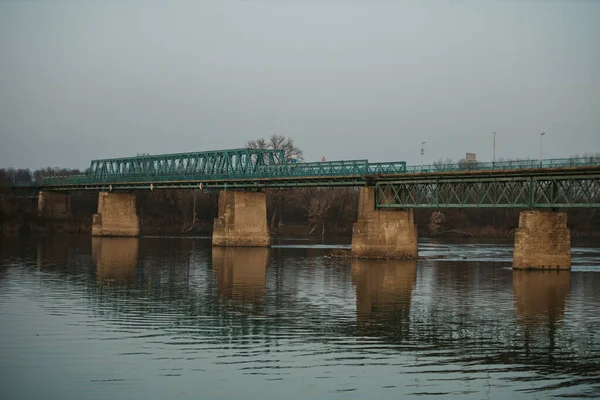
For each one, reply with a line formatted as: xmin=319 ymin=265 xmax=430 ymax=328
xmin=0 ymin=0 xmax=598 ymax=170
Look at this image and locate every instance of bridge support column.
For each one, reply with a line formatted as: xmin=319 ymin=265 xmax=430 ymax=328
xmin=212 ymin=191 xmax=270 ymax=247
xmin=351 ymin=187 xmax=417 ymax=259
xmin=513 ymin=211 xmax=570 ymax=270
xmin=92 ymin=192 xmax=140 ymax=237
xmin=38 ymin=191 xmax=71 ymax=218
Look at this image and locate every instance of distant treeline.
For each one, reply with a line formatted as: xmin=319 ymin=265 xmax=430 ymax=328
xmin=0 ymin=167 xmax=83 ymax=184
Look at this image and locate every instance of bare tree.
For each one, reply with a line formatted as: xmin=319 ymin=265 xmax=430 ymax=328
xmin=246 ymin=138 xmax=268 ymax=150
xmin=34 ymin=167 xmax=81 ymax=182
xmin=428 ymin=211 xmax=446 ymax=236
xmin=433 ymin=158 xmax=454 ymax=171
xmin=246 ymin=135 xmax=305 ymax=228
xmin=247 ymin=134 xmax=304 ymax=162
xmin=0 ymin=168 xmax=32 ymax=183
xmin=571 ymin=152 xmax=600 ymax=163
xmin=298 ymin=188 xmax=336 ymax=238
xmin=180 ymin=190 xmax=199 ymax=233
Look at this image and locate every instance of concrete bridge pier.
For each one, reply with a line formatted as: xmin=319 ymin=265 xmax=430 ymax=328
xmin=351 ymin=187 xmax=418 ymax=259
xmin=513 ymin=211 xmax=571 ymax=270
xmin=212 ymin=191 xmax=270 ymax=247
xmin=92 ymin=192 xmax=140 ymax=237
xmin=38 ymin=191 xmax=71 ymax=218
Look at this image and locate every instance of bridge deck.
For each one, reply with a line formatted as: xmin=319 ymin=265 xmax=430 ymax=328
xmin=8 ymin=151 xmax=600 ymax=208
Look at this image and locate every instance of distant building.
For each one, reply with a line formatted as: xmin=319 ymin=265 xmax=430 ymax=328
xmin=465 ymin=153 xmax=477 ymax=163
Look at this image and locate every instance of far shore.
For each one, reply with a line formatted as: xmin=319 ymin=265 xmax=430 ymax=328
xmin=1 ymin=218 xmax=598 ymax=239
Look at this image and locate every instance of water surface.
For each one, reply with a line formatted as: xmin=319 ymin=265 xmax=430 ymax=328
xmin=1 ymin=235 xmax=599 ymax=399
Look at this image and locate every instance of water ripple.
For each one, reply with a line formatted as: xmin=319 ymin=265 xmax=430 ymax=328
xmin=0 ymin=235 xmax=599 ymax=399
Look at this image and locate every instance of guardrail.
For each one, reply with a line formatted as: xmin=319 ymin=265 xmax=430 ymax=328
xmin=405 ymin=157 xmax=599 ymax=173
xmin=258 ymin=160 xmax=371 ymax=177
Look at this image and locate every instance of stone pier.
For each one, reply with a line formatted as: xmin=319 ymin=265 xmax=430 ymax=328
xmin=351 ymin=187 xmax=418 ymax=259
xmin=212 ymin=191 xmax=270 ymax=247
xmin=92 ymin=192 xmax=140 ymax=237
xmin=38 ymin=191 xmax=71 ymax=218
xmin=513 ymin=211 xmax=571 ymax=270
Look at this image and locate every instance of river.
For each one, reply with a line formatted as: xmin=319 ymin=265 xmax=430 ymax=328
xmin=1 ymin=235 xmax=599 ymax=399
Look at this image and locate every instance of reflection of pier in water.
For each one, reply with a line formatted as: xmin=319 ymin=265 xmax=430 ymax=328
xmin=513 ymin=270 xmax=570 ymax=325
xmin=36 ymin=236 xmax=71 ymax=269
xmin=212 ymin=247 xmax=268 ymax=306
xmin=92 ymin=237 xmax=139 ymax=284
xmin=513 ymin=270 xmax=570 ymax=356
xmin=36 ymin=235 xmax=89 ymax=270
xmin=35 ymin=239 xmax=596 ymax=381
xmin=351 ymin=259 xmax=416 ymax=335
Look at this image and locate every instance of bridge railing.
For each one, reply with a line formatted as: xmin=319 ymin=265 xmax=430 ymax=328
xmin=257 ymin=160 xmax=371 ymax=177
xmin=405 ymin=157 xmax=598 ymax=173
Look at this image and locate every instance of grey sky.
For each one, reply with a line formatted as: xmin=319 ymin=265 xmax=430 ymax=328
xmin=0 ymin=0 xmax=598 ymax=170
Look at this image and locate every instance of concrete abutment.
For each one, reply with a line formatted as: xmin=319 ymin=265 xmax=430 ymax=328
xmin=513 ymin=210 xmax=571 ymax=270
xmin=351 ymin=187 xmax=418 ymax=259
xmin=212 ymin=191 xmax=270 ymax=247
xmin=92 ymin=192 xmax=140 ymax=237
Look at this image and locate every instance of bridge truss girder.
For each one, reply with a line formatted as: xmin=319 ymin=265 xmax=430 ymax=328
xmin=375 ymin=172 xmax=600 ymax=208
xmin=88 ymin=148 xmax=286 ymax=179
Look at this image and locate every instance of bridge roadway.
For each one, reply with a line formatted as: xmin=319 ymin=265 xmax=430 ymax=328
xmin=10 ymin=148 xmax=600 ymax=208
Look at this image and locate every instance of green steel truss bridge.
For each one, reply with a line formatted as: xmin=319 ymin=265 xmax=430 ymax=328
xmin=10 ymin=148 xmax=600 ymax=209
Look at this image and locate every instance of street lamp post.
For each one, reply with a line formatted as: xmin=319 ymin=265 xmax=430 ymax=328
xmin=540 ymin=132 xmax=546 ymax=165
xmin=420 ymin=141 xmax=426 ymax=168
xmin=493 ymin=131 xmax=496 ymax=162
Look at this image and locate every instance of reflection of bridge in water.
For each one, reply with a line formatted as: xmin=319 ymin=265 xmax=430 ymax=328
xmin=92 ymin=237 xmax=139 ymax=284
xmin=35 ymin=235 xmax=89 ymax=270
xmin=212 ymin=247 xmax=268 ymax=306
xmin=513 ymin=270 xmax=570 ymax=326
xmin=20 ymin=236 xmax=600 ymax=391
xmin=513 ymin=270 xmax=571 ymax=360
xmin=36 ymin=237 xmax=71 ymax=269
xmin=351 ymin=259 xmax=416 ymax=335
